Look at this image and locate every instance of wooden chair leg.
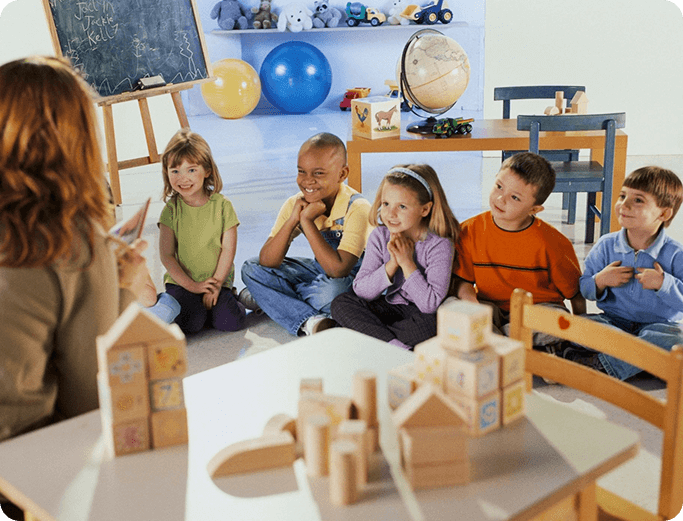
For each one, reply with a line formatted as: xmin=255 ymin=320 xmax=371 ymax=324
xmin=585 ymin=192 xmax=597 ymax=244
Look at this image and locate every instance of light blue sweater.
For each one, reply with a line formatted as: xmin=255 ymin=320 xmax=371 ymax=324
xmin=580 ymin=228 xmax=683 ymax=323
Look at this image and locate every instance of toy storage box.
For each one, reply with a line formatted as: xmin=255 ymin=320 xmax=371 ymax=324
xmin=351 ymin=96 xmax=400 ymax=139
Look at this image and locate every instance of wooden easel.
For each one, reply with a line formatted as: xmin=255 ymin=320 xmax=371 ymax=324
xmin=98 ymin=84 xmax=194 ymax=205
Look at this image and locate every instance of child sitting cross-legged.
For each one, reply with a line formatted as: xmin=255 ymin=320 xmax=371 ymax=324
xmin=240 ymin=132 xmax=372 ymax=336
xmin=565 ymin=166 xmax=683 ymax=379
xmin=331 ymin=164 xmax=460 ymax=350
xmin=452 ymin=152 xmax=586 ymax=346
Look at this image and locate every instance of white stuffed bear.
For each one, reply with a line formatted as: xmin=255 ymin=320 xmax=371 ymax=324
xmin=277 ymin=2 xmax=313 ymax=31
xmin=387 ymin=0 xmax=410 ymax=24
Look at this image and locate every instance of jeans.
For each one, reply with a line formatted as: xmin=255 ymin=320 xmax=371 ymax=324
xmin=584 ymin=313 xmax=683 ymax=380
xmin=242 ymin=256 xmax=357 ymax=335
xmin=165 ymin=283 xmax=245 ymax=334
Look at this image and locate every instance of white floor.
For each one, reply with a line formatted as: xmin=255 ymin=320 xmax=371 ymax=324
xmin=112 ymin=108 xmax=683 ymax=367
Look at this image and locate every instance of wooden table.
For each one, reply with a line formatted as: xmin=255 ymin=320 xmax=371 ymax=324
xmin=0 ymin=329 xmax=638 ymax=521
xmin=346 ymin=119 xmax=628 ymax=232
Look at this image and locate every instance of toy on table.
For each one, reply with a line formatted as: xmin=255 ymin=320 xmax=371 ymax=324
xmin=431 ymin=116 xmax=474 ymax=137
xmin=388 ymin=299 xmax=527 ymax=489
xmin=544 ymin=90 xmax=589 ymax=115
xmin=400 ymin=0 xmax=452 ymax=24
xmin=96 ymin=302 xmax=189 ymax=457
xmin=312 ymin=0 xmax=342 ymax=27
xmin=339 ymin=87 xmax=371 ymax=110
xmin=383 ymin=79 xmax=412 ymax=111
xmin=277 ymin=2 xmax=314 ymax=31
xmin=387 ymin=0 xmax=410 ymax=24
xmin=210 ymin=0 xmax=250 ymax=30
xmin=251 ymin=0 xmax=278 ymax=29
xmin=345 ymin=2 xmax=387 ymax=26
xmin=351 ymin=96 xmax=400 ymax=139
xmin=208 ymin=371 xmax=379 ymax=507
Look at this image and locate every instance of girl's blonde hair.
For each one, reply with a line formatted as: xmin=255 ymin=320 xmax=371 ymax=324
xmin=0 ymin=56 xmax=110 ymax=268
xmin=369 ymin=164 xmax=460 ymax=243
xmin=161 ymin=129 xmax=223 ymax=202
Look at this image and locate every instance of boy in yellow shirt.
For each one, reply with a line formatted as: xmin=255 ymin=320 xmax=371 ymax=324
xmin=241 ymin=133 xmax=372 ymax=335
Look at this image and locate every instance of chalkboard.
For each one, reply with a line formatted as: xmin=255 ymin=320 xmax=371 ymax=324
xmin=42 ymin=0 xmax=210 ymax=99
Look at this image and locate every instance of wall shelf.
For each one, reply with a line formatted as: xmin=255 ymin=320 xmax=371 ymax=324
xmin=211 ymin=22 xmax=468 ymax=35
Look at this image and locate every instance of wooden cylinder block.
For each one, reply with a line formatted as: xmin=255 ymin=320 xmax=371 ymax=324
xmin=329 ymin=440 xmax=358 ymax=506
xmin=304 ymin=414 xmax=330 ymax=477
xmin=353 ymin=371 xmax=377 ymax=427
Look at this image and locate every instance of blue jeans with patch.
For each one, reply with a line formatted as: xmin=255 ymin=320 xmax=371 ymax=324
xmin=584 ymin=313 xmax=683 ymax=380
xmin=241 ymin=230 xmax=361 ymax=335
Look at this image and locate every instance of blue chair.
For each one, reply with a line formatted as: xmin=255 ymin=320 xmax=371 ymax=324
xmin=517 ymin=112 xmax=626 ymax=244
xmin=495 ymin=86 xmax=586 ymax=223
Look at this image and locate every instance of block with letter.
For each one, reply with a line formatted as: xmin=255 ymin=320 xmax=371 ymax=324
xmin=437 ymin=300 xmax=492 ymax=352
xmin=501 ymin=379 xmax=526 ymax=426
xmin=489 ymin=334 xmax=525 ymax=387
xmin=387 ymin=363 xmax=417 ymax=410
xmin=149 ymin=378 xmax=185 ymax=412
xmin=351 ymin=96 xmax=400 ymax=139
xmin=445 ymin=347 xmax=499 ymax=399
xmin=414 ymin=337 xmax=448 ymax=390
xmin=447 ymin=389 xmax=500 ymax=437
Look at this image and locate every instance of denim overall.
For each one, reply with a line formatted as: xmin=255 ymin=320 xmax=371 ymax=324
xmin=241 ymin=194 xmax=364 ymax=335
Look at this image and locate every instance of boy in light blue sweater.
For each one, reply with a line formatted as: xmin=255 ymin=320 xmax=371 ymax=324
xmin=570 ymin=166 xmax=683 ymax=380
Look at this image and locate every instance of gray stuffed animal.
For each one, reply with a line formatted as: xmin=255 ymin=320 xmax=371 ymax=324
xmin=210 ymin=0 xmax=249 ymax=30
xmin=312 ymin=0 xmax=342 ymax=27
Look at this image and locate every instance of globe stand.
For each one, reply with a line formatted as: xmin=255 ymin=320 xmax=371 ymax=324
xmin=406 ymin=116 xmax=439 ymax=135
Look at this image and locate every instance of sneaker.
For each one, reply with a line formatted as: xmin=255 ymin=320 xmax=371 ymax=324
xmin=300 ymin=315 xmax=337 ymax=336
xmin=238 ymin=288 xmax=263 ymax=315
xmin=564 ymin=348 xmax=608 ymax=374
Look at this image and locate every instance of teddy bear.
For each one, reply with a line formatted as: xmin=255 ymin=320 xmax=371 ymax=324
xmin=387 ymin=0 xmax=410 ymax=24
xmin=277 ymin=2 xmax=313 ymax=32
xmin=210 ymin=0 xmax=249 ymax=30
xmin=251 ymin=0 xmax=278 ymax=29
xmin=312 ymin=0 xmax=342 ymax=28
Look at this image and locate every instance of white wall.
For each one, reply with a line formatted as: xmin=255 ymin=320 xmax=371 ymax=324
xmin=484 ymin=0 xmax=683 ymax=156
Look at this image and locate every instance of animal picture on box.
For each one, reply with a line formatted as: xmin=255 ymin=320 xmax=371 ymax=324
xmin=375 ymin=106 xmax=397 ymax=130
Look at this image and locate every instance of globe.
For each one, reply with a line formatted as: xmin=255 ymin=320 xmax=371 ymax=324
xmin=397 ymin=29 xmax=471 ymax=116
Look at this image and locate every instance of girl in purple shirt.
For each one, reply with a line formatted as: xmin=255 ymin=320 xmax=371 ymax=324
xmin=331 ymin=164 xmax=460 ymax=349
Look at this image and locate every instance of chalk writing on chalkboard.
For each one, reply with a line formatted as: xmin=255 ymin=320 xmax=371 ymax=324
xmin=45 ymin=0 xmax=209 ymax=98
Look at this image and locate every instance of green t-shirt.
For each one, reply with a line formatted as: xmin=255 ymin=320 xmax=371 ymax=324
xmin=159 ymin=194 xmax=240 ymax=288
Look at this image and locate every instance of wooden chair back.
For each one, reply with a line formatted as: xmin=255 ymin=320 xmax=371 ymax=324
xmin=509 ymin=288 xmax=683 ymax=521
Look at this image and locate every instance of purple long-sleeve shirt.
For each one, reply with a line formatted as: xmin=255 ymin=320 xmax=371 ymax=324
xmin=352 ymin=226 xmax=454 ymax=314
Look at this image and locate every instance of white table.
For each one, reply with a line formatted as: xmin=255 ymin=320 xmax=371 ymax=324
xmin=0 ymin=329 xmax=639 ymax=521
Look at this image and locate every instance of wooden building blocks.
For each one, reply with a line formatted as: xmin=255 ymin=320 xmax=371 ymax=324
xmin=387 ymin=363 xmax=417 ymax=410
xmin=297 ymin=391 xmax=353 ymax=444
xmin=337 ymin=419 xmax=369 ymax=485
xmin=447 ymin=389 xmax=501 ymax=437
xmin=501 ymin=379 xmax=526 ymax=426
xmin=570 ymin=91 xmax=589 ymax=114
xmin=96 ymin=302 xmax=188 ymax=457
xmin=436 ymin=299 xmax=492 ymax=352
xmin=445 ymin=347 xmax=499 ymax=399
xmin=414 ymin=337 xmax=448 ymax=389
xmin=329 ymin=440 xmax=358 ymax=505
xmin=489 ymin=334 xmax=525 ymax=387
xmin=351 ymin=96 xmax=400 ymax=140
xmin=207 ymin=432 xmax=296 ymax=477
xmin=304 ymin=414 xmax=331 ymax=477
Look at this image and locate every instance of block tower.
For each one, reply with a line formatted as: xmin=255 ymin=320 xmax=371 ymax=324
xmin=96 ymin=302 xmax=189 ymax=457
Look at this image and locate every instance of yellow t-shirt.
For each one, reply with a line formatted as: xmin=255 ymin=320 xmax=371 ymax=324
xmin=270 ymin=184 xmax=372 ymax=258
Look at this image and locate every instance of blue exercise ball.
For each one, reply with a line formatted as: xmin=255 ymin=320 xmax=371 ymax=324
xmin=259 ymin=42 xmax=332 ymax=114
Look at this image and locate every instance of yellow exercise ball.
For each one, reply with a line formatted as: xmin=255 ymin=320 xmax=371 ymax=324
xmin=201 ymin=59 xmax=261 ymax=119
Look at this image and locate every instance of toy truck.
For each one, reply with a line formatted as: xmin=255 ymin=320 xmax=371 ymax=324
xmin=345 ymin=2 xmax=387 ymax=26
xmin=401 ymin=0 xmax=452 ymax=24
xmin=431 ymin=117 xmax=474 ymax=137
xmin=340 ymin=87 xmax=371 ymax=110
xmin=384 ymin=80 xmax=412 ymax=112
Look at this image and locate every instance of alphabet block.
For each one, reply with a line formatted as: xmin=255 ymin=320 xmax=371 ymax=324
xmin=501 ymin=379 xmax=526 ymax=426
xmin=445 ymin=347 xmax=499 ymax=399
xmin=105 ymin=345 xmax=147 ymax=387
xmin=108 ymin=381 xmax=150 ymax=423
xmin=437 ymin=300 xmax=492 ymax=352
xmin=447 ymin=390 xmax=500 ymax=437
xmin=147 ymin=340 xmax=187 ymax=380
xmin=387 ymin=363 xmax=417 ymax=410
xmin=489 ymin=334 xmax=525 ymax=387
xmin=149 ymin=378 xmax=185 ymax=412
xmin=150 ymin=408 xmax=188 ymax=449
xmin=414 ymin=337 xmax=448 ymax=390
xmin=112 ymin=417 xmax=150 ymax=456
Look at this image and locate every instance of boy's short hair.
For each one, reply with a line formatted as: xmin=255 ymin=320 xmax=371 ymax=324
xmin=624 ymin=166 xmax=683 ymax=227
xmin=301 ymin=132 xmax=347 ymax=163
xmin=501 ymin=152 xmax=555 ymax=205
